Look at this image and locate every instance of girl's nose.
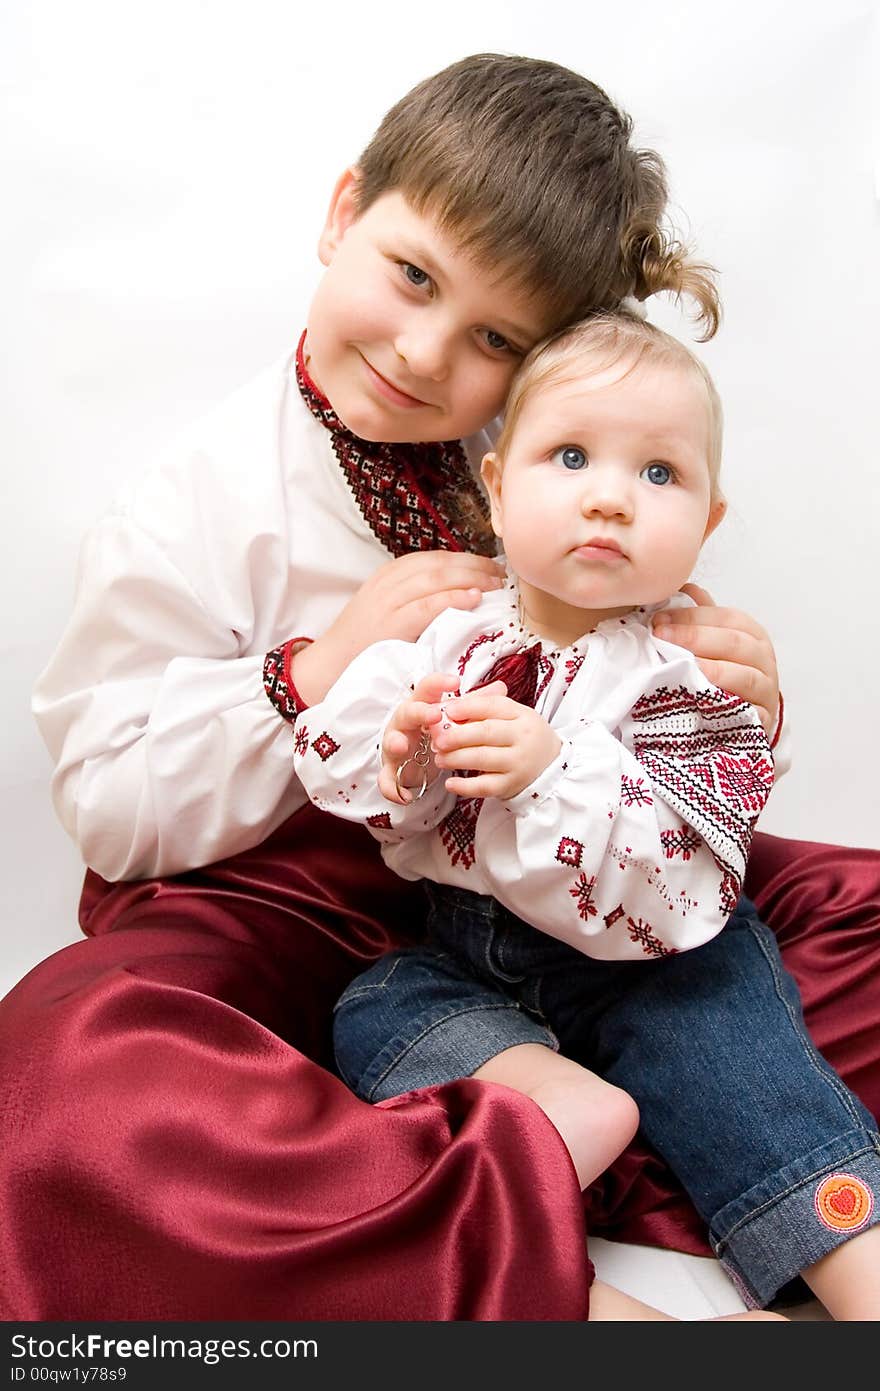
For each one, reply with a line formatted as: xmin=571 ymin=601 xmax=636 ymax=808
xmin=580 ymin=478 xmax=634 ymax=522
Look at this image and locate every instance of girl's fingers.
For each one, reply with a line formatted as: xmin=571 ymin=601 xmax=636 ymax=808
xmin=434 ymin=745 xmax=510 ymax=773
xmin=383 ymin=729 xmax=410 ymax=758
xmin=378 ymin=762 xmax=408 ymax=805
xmin=411 ymin=672 xmax=460 ymax=702
xmin=386 ymin=700 xmax=443 ymax=739
xmin=441 ymin=689 xmax=513 ymax=723
xmin=446 ymin=774 xmax=505 ymax=799
xmin=433 ymin=718 xmax=515 ymax=752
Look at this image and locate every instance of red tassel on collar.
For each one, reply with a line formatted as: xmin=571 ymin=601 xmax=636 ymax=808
xmin=473 ymin=644 xmax=543 ymax=708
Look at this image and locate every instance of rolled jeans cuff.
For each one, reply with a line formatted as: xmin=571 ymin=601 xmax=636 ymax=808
xmin=710 ymin=1128 xmax=880 ymax=1308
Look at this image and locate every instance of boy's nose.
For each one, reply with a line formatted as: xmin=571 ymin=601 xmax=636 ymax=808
xmin=393 ymin=322 xmax=450 ymax=382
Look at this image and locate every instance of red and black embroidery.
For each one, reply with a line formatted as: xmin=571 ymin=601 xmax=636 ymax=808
xmin=620 ymin=775 xmax=653 ymax=808
xmin=660 ymin=825 xmax=702 ymax=860
xmin=439 ymin=797 xmax=481 ymax=870
xmin=565 ymin=652 xmax=585 ymax=684
xmin=604 ymin=904 xmax=626 ymax=930
xmin=367 ymin=812 xmax=393 ymax=830
xmin=556 ymin=837 xmax=584 ymax=869
xmin=629 ymin=683 xmax=773 ymax=892
xmin=534 ymin=652 xmax=555 ymax=704
xmin=719 ymin=870 xmax=740 ymax=917
xmin=626 ymin=916 xmax=677 ymax=958
xmin=264 ymin=641 xmax=309 ymax=724
xmin=712 ymin=753 xmax=773 ymax=814
xmin=295 ymin=334 xmax=495 ymax=558
xmin=311 ymin=731 xmax=340 ymax=762
xmin=294 ymin=724 xmax=309 ymax=758
xmin=458 ymin=631 xmax=504 ymax=677
xmin=569 ymin=872 xmax=598 ymax=920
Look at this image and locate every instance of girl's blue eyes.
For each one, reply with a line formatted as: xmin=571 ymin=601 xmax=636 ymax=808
xmin=552 ymin=449 xmax=674 ymax=485
xmin=642 ymin=463 xmax=672 ymax=486
xmin=557 ymin=446 xmax=587 ymax=470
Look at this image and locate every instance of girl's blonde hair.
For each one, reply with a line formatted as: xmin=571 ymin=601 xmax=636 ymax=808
xmin=495 ymin=312 xmax=724 ymax=498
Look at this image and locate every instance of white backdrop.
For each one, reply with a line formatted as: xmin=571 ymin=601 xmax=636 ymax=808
xmin=3 ymin=0 xmax=879 ymax=998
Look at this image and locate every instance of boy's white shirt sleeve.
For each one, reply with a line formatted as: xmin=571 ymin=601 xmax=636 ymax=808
xmin=31 ymin=360 xmax=395 ymax=882
xmin=472 ymin=625 xmax=776 ymax=962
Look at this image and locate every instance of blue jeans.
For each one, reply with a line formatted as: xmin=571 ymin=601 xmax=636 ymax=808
xmin=334 ymin=885 xmax=880 ymax=1307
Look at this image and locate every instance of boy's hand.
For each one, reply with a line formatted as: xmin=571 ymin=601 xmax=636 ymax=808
xmin=431 ymin=686 xmax=561 ymax=800
xmin=651 ymin=584 xmax=780 ymax=734
xmin=294 ymin=552 xmax=506 ymax=705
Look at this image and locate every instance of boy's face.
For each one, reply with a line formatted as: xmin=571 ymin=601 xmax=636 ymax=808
xmin=481 ymin=356 xmax=726 ymax=644
xmin=306 ymin=170 xmax=550 ymax=443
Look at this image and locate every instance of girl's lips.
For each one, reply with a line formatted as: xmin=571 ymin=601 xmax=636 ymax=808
xmin=360 ymin=355 xmax=431 ymax=409
xmin=573 ymin=541 xmax=627 ymax=564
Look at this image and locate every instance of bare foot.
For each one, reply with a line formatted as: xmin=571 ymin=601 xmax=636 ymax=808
xmin=589 ymin=1280 xmax=789 ymax=1321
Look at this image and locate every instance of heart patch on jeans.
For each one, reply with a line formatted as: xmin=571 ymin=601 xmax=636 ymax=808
xmin=813 ymin=1173 xmax=875 ymax=1232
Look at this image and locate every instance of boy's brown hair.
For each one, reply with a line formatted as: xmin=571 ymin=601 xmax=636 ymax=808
xmin=495 ymin=311 xmax=724 ymax=498
xmin=356 ymin=53 xmax=720 ymax=340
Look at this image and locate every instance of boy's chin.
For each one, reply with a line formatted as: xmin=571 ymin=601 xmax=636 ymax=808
xmin=331 ymin=394 xmax=447 ymax=445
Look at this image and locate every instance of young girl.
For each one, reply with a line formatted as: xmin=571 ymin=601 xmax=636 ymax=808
xmin=293 ymin=313 xmax=880 ymax=1316
xmin=5 ymin=53 xmax=878 ymax=1321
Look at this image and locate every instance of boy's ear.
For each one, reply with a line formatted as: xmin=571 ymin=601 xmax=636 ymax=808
xmin=480 ymin=453 xmax=505 ymax=539
xmin=318 ymin=167 xmax=362 ymax=265
xmin=702 ymin=496 xmax=727 ymax=542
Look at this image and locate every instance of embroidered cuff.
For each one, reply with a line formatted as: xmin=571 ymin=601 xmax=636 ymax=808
xmin=769 ymin=691 xmax=785 ymax=751
xmin=263 ymin=637 xmax=313 ymax=724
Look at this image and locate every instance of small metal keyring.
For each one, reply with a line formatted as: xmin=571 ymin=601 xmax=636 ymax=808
xmin=395 ymin=729 xmax=432 ymax=801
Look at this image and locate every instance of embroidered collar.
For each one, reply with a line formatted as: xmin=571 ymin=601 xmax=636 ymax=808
xmin=295 ymin=332 xmax=495 ymax=558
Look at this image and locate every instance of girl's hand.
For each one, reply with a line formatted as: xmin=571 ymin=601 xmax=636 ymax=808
xmin=294 ymin=551 xmax=506 ymax=705
xmin=651 ymin=584 xmax=780 ymax=735
xmin=378 ymin=673 xmax=459 ymax=805
xmin=431 ymin=685 xmax=562 ymax=800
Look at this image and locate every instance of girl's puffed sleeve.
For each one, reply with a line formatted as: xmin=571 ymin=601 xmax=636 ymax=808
xmin=292 ymin=635 xmax=457 ymax=852
xmin=474 ymin=653 xmax=775 ymax=961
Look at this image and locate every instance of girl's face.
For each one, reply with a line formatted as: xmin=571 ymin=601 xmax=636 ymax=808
xmin=482 ymin=356 xmax=725 ymax=646
xmin=306 ymin=170 xmax=550 ymax=443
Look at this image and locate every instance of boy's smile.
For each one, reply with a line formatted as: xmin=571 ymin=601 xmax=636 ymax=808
xmin=305 ymin=170 xmax=550 ymax=444
xmin=482 ymin=356 xmax=726 ymax=647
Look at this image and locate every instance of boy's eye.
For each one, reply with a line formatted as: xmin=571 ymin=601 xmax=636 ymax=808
xmin=403 ymin=262 xmax=431 ymax=289
xmin=642 ymin=463 xmax=673 ymax=486
xmin=483 ymin=329 xmax=512 ymax=352
xmin=553 ymin=446 xmax=588 ymax=470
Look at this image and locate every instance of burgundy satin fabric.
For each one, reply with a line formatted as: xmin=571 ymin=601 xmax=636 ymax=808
xmin=1 ymin=816 xmax=878 ymax=1318
xmin=0 ymin=808 xmax=589 ymax=1320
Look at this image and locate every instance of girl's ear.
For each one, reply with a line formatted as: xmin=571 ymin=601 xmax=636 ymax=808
xmin=702 ymin=496 xmax=727 ymax=541
xmin=318 ymin=167 xmax=362 ymax=265
xmin=480 ymin=453 xmax=505 ymax=538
